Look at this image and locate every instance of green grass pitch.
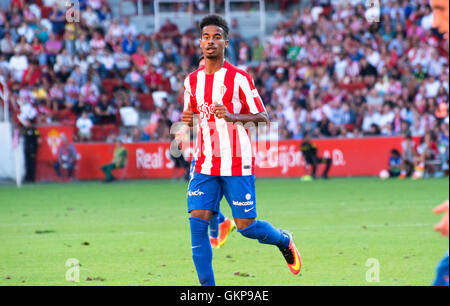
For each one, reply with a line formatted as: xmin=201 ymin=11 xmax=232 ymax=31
xmin=0 ymin=178 xmax=448 ymax=286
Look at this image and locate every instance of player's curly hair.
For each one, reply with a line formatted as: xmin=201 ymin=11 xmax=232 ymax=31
xmin=199 ymin=14 xmax=229 ymax=38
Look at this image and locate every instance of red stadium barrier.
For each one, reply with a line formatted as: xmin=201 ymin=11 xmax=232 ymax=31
xmin=253 ymin=137 xmax=403 ymax=178
xmin=35 ymin=127 xmax=405 ymax=182
xmin=40 ymin=6 xmax=52 ymax=19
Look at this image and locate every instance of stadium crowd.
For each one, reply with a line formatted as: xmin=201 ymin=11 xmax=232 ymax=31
xmin=0 ymin=0 xmax=448 ymax=154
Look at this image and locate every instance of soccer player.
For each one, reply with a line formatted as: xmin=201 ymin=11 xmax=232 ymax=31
xmin=196 ymin=54 xmax=236 ymax=249
xmin=182 ymin=15 xmax=301 ymax=286
xmin=433 ymin=200 xmax=449 ymax=286
xmin=430 ymin=0 xmax=449 ymax=287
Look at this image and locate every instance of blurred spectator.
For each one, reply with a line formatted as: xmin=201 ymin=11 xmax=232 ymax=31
xmin=122 ymin=32 xmax=138 ymax=55
xmin=106 ymin=18 xmax=123 ymax=41
xmin=300 ymin=132 xmax=333 ymax=180
xmin=101 ymin=139 xmax=127 ymax=183
xmin=125 ymin=66 xmax=145 ymax=92
xmin=76 ymin=111 xmax=94 ymax=142
xmin=21 ymin=59 xmax=41 ymax=86
xmin=388 ymin=149 xmax=403 ymax=178
xmin=45 ymin=32 xmax=62 ymax=65
xmin=82 ymin=5 xmax=100 ymax=28
xmin=53 ymin=134 xmax=77 ymax=181
xmin=415 ymin=132 xmax=441 ymax=178
xmin=9 ymin=51 xmax=28 ymax=82
xmin=0 ymin=32 xmax=15 ymax=57
xmin=121 ymin=16 xmax=136 ymax=38
xmin=95 ymin=92 xmax=117 ymax=124
xmin=80 ymin=77 xmax=99 ymax=105
xmin=131 ymin=127 xmax=149 ymax=142
xmin=159 ymin=19 xmax=180 ymax=41
xmin=23 ymin=119 xmax=41 ymax=183
xmin=400 ymin=133 xmax=416 ymax=178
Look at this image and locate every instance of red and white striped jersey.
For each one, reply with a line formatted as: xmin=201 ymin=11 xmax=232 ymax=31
xmin=184 ymin=61 xmax=266 ymax=177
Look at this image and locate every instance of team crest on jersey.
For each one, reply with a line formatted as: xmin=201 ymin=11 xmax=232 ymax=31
xmin=220 ymin=85 xmax=227 ymax=97
xmin=198 ymin=104 xmax=215 ymax=120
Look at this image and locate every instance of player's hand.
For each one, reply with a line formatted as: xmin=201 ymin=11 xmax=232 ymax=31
xmin=182 ymin=111 xmax=194 ymax=127
xmin=433 ymin=200 xmax=449 ymax=237
xmin=213 ymin=103 xmax=233 ymax=122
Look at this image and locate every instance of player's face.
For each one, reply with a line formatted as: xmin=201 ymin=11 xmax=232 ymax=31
xmin=431 ymin=0 xmax=449 ymax=36
xmin=200 ymin=25 xmax=229 ymax=60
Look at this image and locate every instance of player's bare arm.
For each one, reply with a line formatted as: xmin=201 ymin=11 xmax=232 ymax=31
xmin=213 ymin=103 xmax=270 ymax=125
xmin=434 ymin=200 xmax=449 ymax=237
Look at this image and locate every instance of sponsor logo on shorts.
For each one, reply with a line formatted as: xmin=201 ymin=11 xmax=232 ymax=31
xmin=232 ymin=200 xmax=254 ymax=207
xmin=188 ymin=189 xmax=205 ymax=197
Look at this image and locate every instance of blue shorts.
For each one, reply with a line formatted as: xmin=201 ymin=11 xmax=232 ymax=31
xmin=433 ymin=250 xmax=449 ymax=286
xmin=189 ymin=160 xmax=223 ymax=217
xmin=187 ymin=169 xmax=257 ymax=219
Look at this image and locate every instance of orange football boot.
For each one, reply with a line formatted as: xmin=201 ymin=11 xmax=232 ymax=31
xmin=280 ymin=231 xmax=302 ymax=275
xmin=210 ymin=237 xmax=219 ymax=249
xmin=218 ymin=218 xmax=236 ymax=247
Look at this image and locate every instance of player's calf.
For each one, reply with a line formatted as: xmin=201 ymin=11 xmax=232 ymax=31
xmin=238 ymin=220 xmax=302 ymax=275
xmin=190 ymin=217 xmax=215 ymax=286
xmin=238 ymin=220 xmax=290 ymax=249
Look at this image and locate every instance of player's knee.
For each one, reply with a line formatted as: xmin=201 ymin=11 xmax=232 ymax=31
xmin=239 ymin=227 xmax=256 ymax=240
xmin=234 ymin=218 xmax=255 ymax=231
xmin=238 ymin=219 xmax=259 ymax=239
xmin=190 ymin=210 xmax=213 ymax=221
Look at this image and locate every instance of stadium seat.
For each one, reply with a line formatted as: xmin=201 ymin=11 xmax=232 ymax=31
xmin=41 ymin=6 xmax=52 ymax=19
xmin=91 ymin=124 xmax=120 ymax=142
xmin=161 ymin=79 xmax=172 ymax=93
xmin=338 ymin=82 xmax=366 ymax=92
xmin=101 ymin=79 xmax=119 ymax=94
xmin=345 ymin=124 xmax=356 ymax=132
xmin=321 ymin=5 xmax=333 ymax=16
xmin=138 ymin=93 xmax=155 ymax=111
xmin=119 ymin=107 xmax=139 ymax=127
xmin=55 ymin=109 xmax=77 ymax=126
xmin=90 ymin=126 xmax=104 ymax=142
